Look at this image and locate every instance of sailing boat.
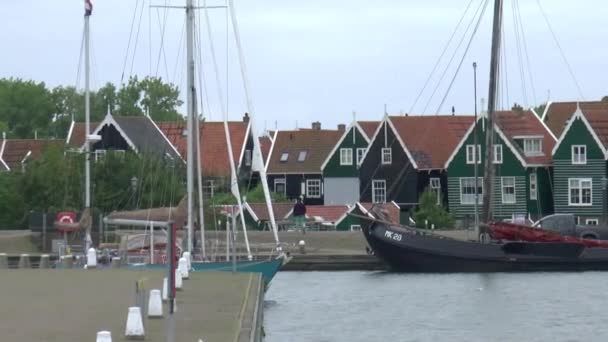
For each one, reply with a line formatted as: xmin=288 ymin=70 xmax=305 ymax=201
xmin=108 ymin=0 xmax=287 ymax=285
xmin=360 ymin=0 xmax=608 ymax=272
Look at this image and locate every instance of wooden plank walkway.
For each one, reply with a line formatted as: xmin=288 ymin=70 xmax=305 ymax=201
xmin=0 ymin=269 xmax=263 ymax=342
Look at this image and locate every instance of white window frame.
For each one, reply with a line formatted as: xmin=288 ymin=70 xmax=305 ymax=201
xmin=459 ymin=177 xmax=483 ymax=205
xmin=586 ymin=219 xmax=599 ymax=226
xmin=274 ymin=178 xmax=286 ymax=196
xmin=493 ymin=144 xmax=503 ymax=164
xmin=280 ymin=152 xmax=289 ymax=162
xmin=297 ymin=150 xmax=307 ymax=162
xmin=568 ymin=178 xmax=592 ymax=206
xmin=306 ymin=179 xmax=322 ymax=198
xmin=529 ymin=173 xmax=538 ymax=200
xmin=501 ymin=177 xmax=516 ymax=204
xmin=430 ymin=178 xmax=441 ymax=205
xmin=572 ymin=145 xmax=587 ymax=165
xmin=350 ymin=224 xmax=362 ymax=231
xmin=381 ymin=148 xmax=392 ymax=165
xmin=94 ymin=149 xmax=106 ymax=162
xmin=340 ymin=148 xmax=353 ymax=165
xmin=356 ymin=148 xmax=366 ymax=166
xmin=466 ymin=145 xmax=481 ymax=164
xmin=372 ymin=180 xmax=386 ymax=204
xmin=244 ymin=150 xmax=252 ymax=166
xmin=523 ymin=138 xmax=543 ymax=156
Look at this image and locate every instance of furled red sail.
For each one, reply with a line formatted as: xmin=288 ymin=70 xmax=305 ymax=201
xmin=488 ymin=221 xmax=608 ymax=248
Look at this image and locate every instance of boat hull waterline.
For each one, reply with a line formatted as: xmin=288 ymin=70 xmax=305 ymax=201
xmin=363 ymin=221 xmax=608 ymax=273
xmin=129 ymin=257 xmax=285 ymax=285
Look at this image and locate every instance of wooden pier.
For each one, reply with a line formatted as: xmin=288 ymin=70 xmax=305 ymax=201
xmin=0 ymin=269 xmax=264 ymax=342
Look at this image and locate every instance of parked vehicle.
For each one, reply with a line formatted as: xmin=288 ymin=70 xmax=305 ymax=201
xmin=532 ymin=214 xmax=608 ymax=240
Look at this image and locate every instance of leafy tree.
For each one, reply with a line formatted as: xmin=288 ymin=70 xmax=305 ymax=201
xmin=116 ymin=76 xmax=183 ymax=121
xmin=0 ymin=172 xmax=25 ymax=229
xmin=413 ymin=189 xmax=455 ymax=229
xmin=602 ymin=96 xmax=608 ymax=102
xmin=0 ymin=78 xmax=54 ymax=138
xmin=533 ymin=103 xmax=546 ymax=117
xmin=210 ymin=184 xmax=289 ymax=205
xmin=511 ymin=103 xmax=524 ymax=112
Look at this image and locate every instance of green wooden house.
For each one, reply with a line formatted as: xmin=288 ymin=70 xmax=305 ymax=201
xmin=445 ymin=110 xmax=556 ymax=226
xmin=551 ymin=105 xmax=608 ymax=225
xmin=320 ymin=120 xmax=380 ymax=205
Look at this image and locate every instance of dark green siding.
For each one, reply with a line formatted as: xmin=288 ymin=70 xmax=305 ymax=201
xmin=553 ymin=117 xmax=605 ymax=220
xmin=447 ymin=120 xmax=531 ymax=220
xmin=323 ymin=126 xmax=369 ymax=178
xmin=526 ymin=167 xmax=554 ymax=220
xmin=336 ymin=214 xmax=362 ymax=231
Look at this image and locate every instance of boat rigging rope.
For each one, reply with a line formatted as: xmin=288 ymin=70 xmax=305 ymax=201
xmin=500 ymin=22 xmax=510 ymax=110
xmin=535 ymin=0 xmax=585 ymax=100
xmin=129 ymin=1 xmax=147 ymax=80
xmin=228 ymin=0 xmax=281 ymax=247
xmin=511 ymin=0 xmax=528 ymax=108
xmin=154 ymin=1 xmax=171 ymax=79
xmin=422 ymin=0 xmax=486 ymax=115
xmin=195 ymin=0 xmax=212 ymax=119
xmin=435 ymin=0 xmax=490 ymax=115
xmin=121 ymin=0 xmax=141 ymax=84
xmin=514 ymin=0 xmax=537 ymax=106
xmin=408 ymin=0 xmax=476 ymax=115
xmin=75 ymin=29 xmax=85 ymax=91
xmin=172 ymin=19 xmax=186 ymax=85
xmin=200 ymin=0 xmax=253 ymax=259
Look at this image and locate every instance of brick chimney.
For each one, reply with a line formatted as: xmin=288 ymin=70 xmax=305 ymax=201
xmin=312 ymin=121 xmax=321 ymax=130
xmin=337 ymin=124 xmax=346 ymax=132
xmin=242 ymin=112 xmax=250 ymax=123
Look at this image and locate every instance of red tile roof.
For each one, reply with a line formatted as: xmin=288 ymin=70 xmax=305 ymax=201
xmin=157 ymin=120 xmax=249 ymax=178
xmin=259 ymin=135 xmax=273 ymax=165
xmin=66 ymin=122 xmax=101 ymax=148
xmin=495 ymin=110 xmax=555 ymax=165
xmin=389 ymin=115 xmax=474 ymax=169
xmin=357 ymin=121 xmax=381 ymax=140
xmin=543 ymin=101 xmax=608 ymax=138
xmin=245 ymin=202 xmax=294 ymax=222
xmin=1 ymin=139 xmax=64 ymax=171
xmin=266 ymin=129 xmax=342 ymax=173
xmin=581 ymin=109 xmax=608 ymax=149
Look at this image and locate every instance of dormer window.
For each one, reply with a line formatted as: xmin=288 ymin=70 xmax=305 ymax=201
xmin=280 ymin=152 xmax=289 ymax=162
xmin=381 ymin=148 xmax=392 ymax=165
xmin=523 ymin=138 xmax=543 ymax=156
xmin=572 ymin=145 xmax=587 ymax=165
xmin=244 ymin=150 xmax=252 ymax=166
xmin=297 ymin=151 xmax=307 ymax=162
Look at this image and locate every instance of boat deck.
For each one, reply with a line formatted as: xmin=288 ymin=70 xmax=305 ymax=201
xmin=0 ymin=269 xmax=263 ymax=342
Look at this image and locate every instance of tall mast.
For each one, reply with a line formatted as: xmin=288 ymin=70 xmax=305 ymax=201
xmin=84 ymin=1 xmax=92 ymax=251
xmin=481 ymin=0 xmax=503 ymax=223
xmin=186 ymin=0 xmax=195 ymax=253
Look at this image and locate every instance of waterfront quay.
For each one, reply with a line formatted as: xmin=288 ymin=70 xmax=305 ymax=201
xmin=0 ymin=270 xmax=263 ymax=342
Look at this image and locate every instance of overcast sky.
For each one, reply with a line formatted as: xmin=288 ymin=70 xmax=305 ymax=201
xmin=1 ymin=1 xmax=607 ymax=130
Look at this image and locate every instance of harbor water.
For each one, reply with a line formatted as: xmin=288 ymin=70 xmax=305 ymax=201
xmin=265 ymin=271 xmax=608 ymax=342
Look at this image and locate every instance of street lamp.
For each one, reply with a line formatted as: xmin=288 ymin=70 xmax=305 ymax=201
xmin=131 ymin=176 xmax=138 ymax=192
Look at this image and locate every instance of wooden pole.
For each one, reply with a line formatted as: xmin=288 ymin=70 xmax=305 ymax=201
xmin=481 ymin=0 xmax=503 ymax=224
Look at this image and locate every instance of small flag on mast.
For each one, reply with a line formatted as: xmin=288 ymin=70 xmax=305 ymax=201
xmin=84 ymin=0 xmax=93 ymax=16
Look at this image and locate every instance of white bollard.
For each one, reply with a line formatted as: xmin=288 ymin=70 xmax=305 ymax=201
xmin=18 ymin=254 xmax=31 ymax=269
xmin=87 ymin=248 xmax=97 ymax=268
xmin=124 ymin=307 xmax=145 ymax=340
xmin=148 ymin=289 xmax=163 ymax=318
xmin=162 ymin=277 xmax=169 ymax=302
xmin=182 ymin=251 xmax=192 ymax=270
xmin=298 ymin=240 xmax=306 ymax=254
xmin=39 ymin=254 xmax=50 ymax=269
xmin=175 ymin=268 xmax=183 ymax=290
xmin=0 ymin=253 xmax=7 ymax=269
xmin=96 ymin=330 xmax=112 ymax=342
xmin=178 ymin=257 xmax=189 ymax=279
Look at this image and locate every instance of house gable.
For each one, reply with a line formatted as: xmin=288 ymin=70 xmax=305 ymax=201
xmin=359 ymin=120 xmax=417 ymax=205
xmin=552 ymin=109 xmax=606 ymax=160
xmin=322 ymin=123 xmax=370 ymax=177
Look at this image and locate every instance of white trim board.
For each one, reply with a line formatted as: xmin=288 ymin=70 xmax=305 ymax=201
xmin=148 ymin=116 xmax=184 ymax=162
xmin=237 ymin=121 xmax=252 ymax=170
xmin=0 ymin=139 xmax=9 ymax=171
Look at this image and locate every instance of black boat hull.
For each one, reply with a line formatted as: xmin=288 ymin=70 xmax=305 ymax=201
xmin=362 ymin=220 xmax=608 ymax=273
